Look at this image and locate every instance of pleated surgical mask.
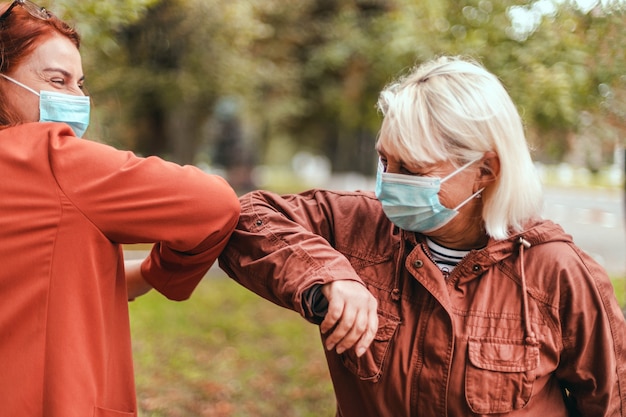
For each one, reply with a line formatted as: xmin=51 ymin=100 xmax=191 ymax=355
xmin=375 ymin=159 xmax=483 ymax=233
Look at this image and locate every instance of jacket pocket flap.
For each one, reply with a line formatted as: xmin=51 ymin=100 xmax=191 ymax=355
xmin=468 ymin=339 xmax=539 ymax=372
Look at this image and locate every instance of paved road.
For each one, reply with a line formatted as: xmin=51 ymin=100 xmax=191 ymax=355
xmin=543 ymin=186 xmax=625 ymax=277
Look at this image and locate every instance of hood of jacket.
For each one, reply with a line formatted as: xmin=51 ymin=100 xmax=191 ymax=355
xmin=483 ymin=219 xmax=574 ymax=265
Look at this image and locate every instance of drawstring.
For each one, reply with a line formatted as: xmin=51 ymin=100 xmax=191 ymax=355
xmin=391 ymin=237 xmax=404 ymax=301
xmin=518 ymin=237 xmax=538 ymax=346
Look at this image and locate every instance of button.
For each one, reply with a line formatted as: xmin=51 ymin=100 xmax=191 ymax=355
xmin=472 ymin=264 xmax=481 ymax=272
xmin=255 ymin=219 xmax=263 ymax=226
xmin=413 ymin=259 xmax=424 ymax=268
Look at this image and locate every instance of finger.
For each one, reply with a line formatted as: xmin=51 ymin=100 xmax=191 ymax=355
xmin=320 ymin=296 xmax=344 ymax=335
xmin=323 ymin=304 xmax=356 ymax=352
xmin=354 ymin=307 xmax=379 ymax=357
xmin=333 ymin=307 xmax=370 ymax=354
xmin=333 ymin=295 xmax=378 ymax=357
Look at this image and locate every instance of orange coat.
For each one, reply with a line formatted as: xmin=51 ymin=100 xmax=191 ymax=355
xmin=0 ymin=123 xmax=240 ymax=417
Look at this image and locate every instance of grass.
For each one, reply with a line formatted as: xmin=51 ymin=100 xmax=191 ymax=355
xmin=613 ymin=276 xmax=626 ymax=307
xmin=130 ymin=269 xmax=335 ymax=417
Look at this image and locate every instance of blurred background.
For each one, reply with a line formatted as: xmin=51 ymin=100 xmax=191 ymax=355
xmin=38 ymin=0 xmax=626 ymax=415
xmin=51 ymin=0 xmax=625 ymax=190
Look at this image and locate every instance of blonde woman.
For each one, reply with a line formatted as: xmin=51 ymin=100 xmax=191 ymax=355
xmin=220 ymin=56 xmax=626 ymax=416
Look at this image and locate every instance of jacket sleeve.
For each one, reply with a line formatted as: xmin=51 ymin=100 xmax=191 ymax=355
xmin=218 ymin=189 xmax=368 ymax=320
xmin=49 ymin=127 xmax=240 ymax=300
xmin=555 ymin=246 xmax=626 ymax=416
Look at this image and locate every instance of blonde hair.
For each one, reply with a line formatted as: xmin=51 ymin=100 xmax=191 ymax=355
xmin=376 ymin=56 xmax=542 ymax=239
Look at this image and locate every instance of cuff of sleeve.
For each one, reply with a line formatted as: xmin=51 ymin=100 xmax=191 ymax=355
xmin=302 ymin=284 xmax=329 ymax=324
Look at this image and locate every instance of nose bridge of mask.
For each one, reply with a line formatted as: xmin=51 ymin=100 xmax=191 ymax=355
xmin=377 ymin=160 xmax=440 ymax=188
xmin=40 ymin=90 xmax=90 ymax=106
xmin=0 ymin=73 xmax=40 ymax=96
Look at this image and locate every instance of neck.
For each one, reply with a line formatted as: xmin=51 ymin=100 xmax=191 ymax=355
xmin=427 ymin=218 xmax=489 ymax=250
xmin=429 ymin=235 xmax=488 ymax=250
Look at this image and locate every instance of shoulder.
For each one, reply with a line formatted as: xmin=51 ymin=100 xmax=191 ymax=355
xmin=513 ymin=221 xmax=614 ymax=310
xmin=0 ymin=122 xmax=124 ymax=171
xmin=0 ymin=122 xmax=76 ymax=149
xmin=522 ymin=220 xmax=602 ymax=277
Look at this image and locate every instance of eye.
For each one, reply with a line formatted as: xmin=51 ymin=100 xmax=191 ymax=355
xmin=400 ymin=165 xmax=419 ymax=176
xmin=50 ymin=77 xmax=65 ymax=85
xmin=399 ymin=165 xmax=415 ymax=175
xmin=378 ymin=157 xmax=388 ymax=172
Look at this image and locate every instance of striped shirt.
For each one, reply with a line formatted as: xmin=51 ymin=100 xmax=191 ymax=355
xmin=426 ymin=238 xmax=471 ymax=278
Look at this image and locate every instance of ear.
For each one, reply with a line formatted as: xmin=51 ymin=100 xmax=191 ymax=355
xmin=477 ymin=151 xmax=500 ymax=187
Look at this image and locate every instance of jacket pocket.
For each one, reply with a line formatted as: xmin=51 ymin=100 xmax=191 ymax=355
xmin=340 ymin=310 xmax=400 ymax=382
xmin=465 ymin=338 xmax=539 ymax=414
xmin=93 ymin=406 xmax=136 ymax=417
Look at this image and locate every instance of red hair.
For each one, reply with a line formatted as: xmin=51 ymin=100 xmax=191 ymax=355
xmin=0 ymin=2 xmax=81 ymax=127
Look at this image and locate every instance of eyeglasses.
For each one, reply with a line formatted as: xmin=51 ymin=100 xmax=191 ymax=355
xmin=0 ymin=0 xmax=51 ymax=26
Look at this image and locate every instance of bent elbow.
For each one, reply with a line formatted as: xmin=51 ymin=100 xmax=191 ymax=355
xmin=194 ymin=176 xmax=241 ymax=247
xmin=213 ymin=179 xmax=241 ymax=235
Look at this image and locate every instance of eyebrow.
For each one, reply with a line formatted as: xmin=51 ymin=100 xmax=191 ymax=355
xmin=42 ymin=67 xmax=85 ymax=82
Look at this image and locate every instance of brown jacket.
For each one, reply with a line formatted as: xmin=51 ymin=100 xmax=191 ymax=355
xmin=0 ymin=123 xmax=240 ymax=417
xmin=219 ymin=188 xmax=626 ymax=417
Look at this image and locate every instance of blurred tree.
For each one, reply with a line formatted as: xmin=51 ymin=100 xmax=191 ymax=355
xmin=46 ymin=0 xmax=159 ymax=52
xmin=364 ymin=0 xmax=626 ymax=165
xmin=95 ymin=0 xmax=227 ymax=163
xmin=49 ymin=0 xmax=626 ymax=173
xmin=58 ymin=0 xmax=270 ymax=165
xmin=247 ymin=0 xmax=626 ymax=171
xmin=247 ymin=0 xmax=394 ymax=174
xmin=43 ymin=0 xmax=159 ymax=142
xmin=499 ymin=0 xmax=626 ymax=165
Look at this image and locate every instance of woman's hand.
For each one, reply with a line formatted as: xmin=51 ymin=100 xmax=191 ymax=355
xmin=125 ymin=258 xmax=153 ymax=300
xmin=320 ymin=281 xmax=378 ymax=357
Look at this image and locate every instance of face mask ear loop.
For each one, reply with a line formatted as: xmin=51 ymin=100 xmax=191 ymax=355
xmin=453 ymin=187 xmax=485 ymax=211
xmin=440 ymin=157 xmax=482 ymax=183
xmin=0 ymin=74 xmax=40 ymax=96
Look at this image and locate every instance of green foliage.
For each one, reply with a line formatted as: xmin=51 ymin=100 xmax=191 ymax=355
xmin=44 ymin=0 xmax=159 ymax=72
xmin=130 ymin=272 xmax=335 ymax=417
xmin=52 ymin=0 xmax=158 ymax=36
xmin=50 ymin=0 xmax=626 ymax=171
xmin=614 ymin=277 xmax=626 ymax=307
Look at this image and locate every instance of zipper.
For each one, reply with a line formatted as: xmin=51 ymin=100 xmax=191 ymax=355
xmin=420 ymin=240 xmax=448 ymax=280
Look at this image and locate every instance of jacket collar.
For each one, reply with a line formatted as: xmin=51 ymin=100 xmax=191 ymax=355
xmin=484 ymin=219 xmax=572 ymax=266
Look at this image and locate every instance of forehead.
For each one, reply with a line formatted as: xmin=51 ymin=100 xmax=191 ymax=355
xmin=17 ymin=34 xmax=83 ymax=77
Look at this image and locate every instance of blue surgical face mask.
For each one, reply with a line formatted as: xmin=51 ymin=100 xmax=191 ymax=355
xmin=1 ymin=74 xmax=90 ymax=137
xmin=375 ymin=158 xmax=483 ymax=233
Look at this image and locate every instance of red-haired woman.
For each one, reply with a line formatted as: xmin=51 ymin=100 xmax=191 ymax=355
xmin=0 ymin=1 xmax=240 ymax=416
